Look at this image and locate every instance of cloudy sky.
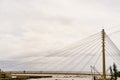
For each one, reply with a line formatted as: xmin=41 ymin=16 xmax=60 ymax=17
xmin=0 ymin=0 xmax=120 ymax=61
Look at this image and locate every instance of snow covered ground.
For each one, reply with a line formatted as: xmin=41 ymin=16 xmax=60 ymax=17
xmin=28 ymin=77 xmax=92 ymax=80
xmin=28 ymin=75 xmax=92 ymax=80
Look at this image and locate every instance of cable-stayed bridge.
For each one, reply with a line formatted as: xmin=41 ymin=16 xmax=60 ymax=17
xmin=1 ymin=29 xmax=120 ymax=80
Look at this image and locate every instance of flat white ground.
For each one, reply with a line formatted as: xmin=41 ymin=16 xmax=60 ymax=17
xmin=28 ymin=77 xmax=91 ymax=80
xmin=28 ymin=78 xmax=120 ymax=80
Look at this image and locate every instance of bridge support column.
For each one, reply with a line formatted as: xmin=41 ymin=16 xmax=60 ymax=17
xmin=102 ymin=29 xmax=106 ymax=80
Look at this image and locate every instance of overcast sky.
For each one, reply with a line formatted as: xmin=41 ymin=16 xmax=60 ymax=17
xmin=0 ymin=0 xmax=120 ymax=61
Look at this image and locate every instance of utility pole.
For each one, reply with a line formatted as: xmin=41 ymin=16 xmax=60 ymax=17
xmin=102 ymin=29 xmax=106 ymax=80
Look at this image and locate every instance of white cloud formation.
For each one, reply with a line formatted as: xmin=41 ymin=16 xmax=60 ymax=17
xmin=0 ymin=0 xmax=120 ymax=71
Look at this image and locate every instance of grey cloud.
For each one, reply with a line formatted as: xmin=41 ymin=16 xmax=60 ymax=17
xmin=0 ymin=0 xmax=120 ymax=62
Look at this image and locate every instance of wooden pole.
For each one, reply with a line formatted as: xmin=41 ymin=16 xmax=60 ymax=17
xmin=102 ymin=29 xmax=106 ymax=80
